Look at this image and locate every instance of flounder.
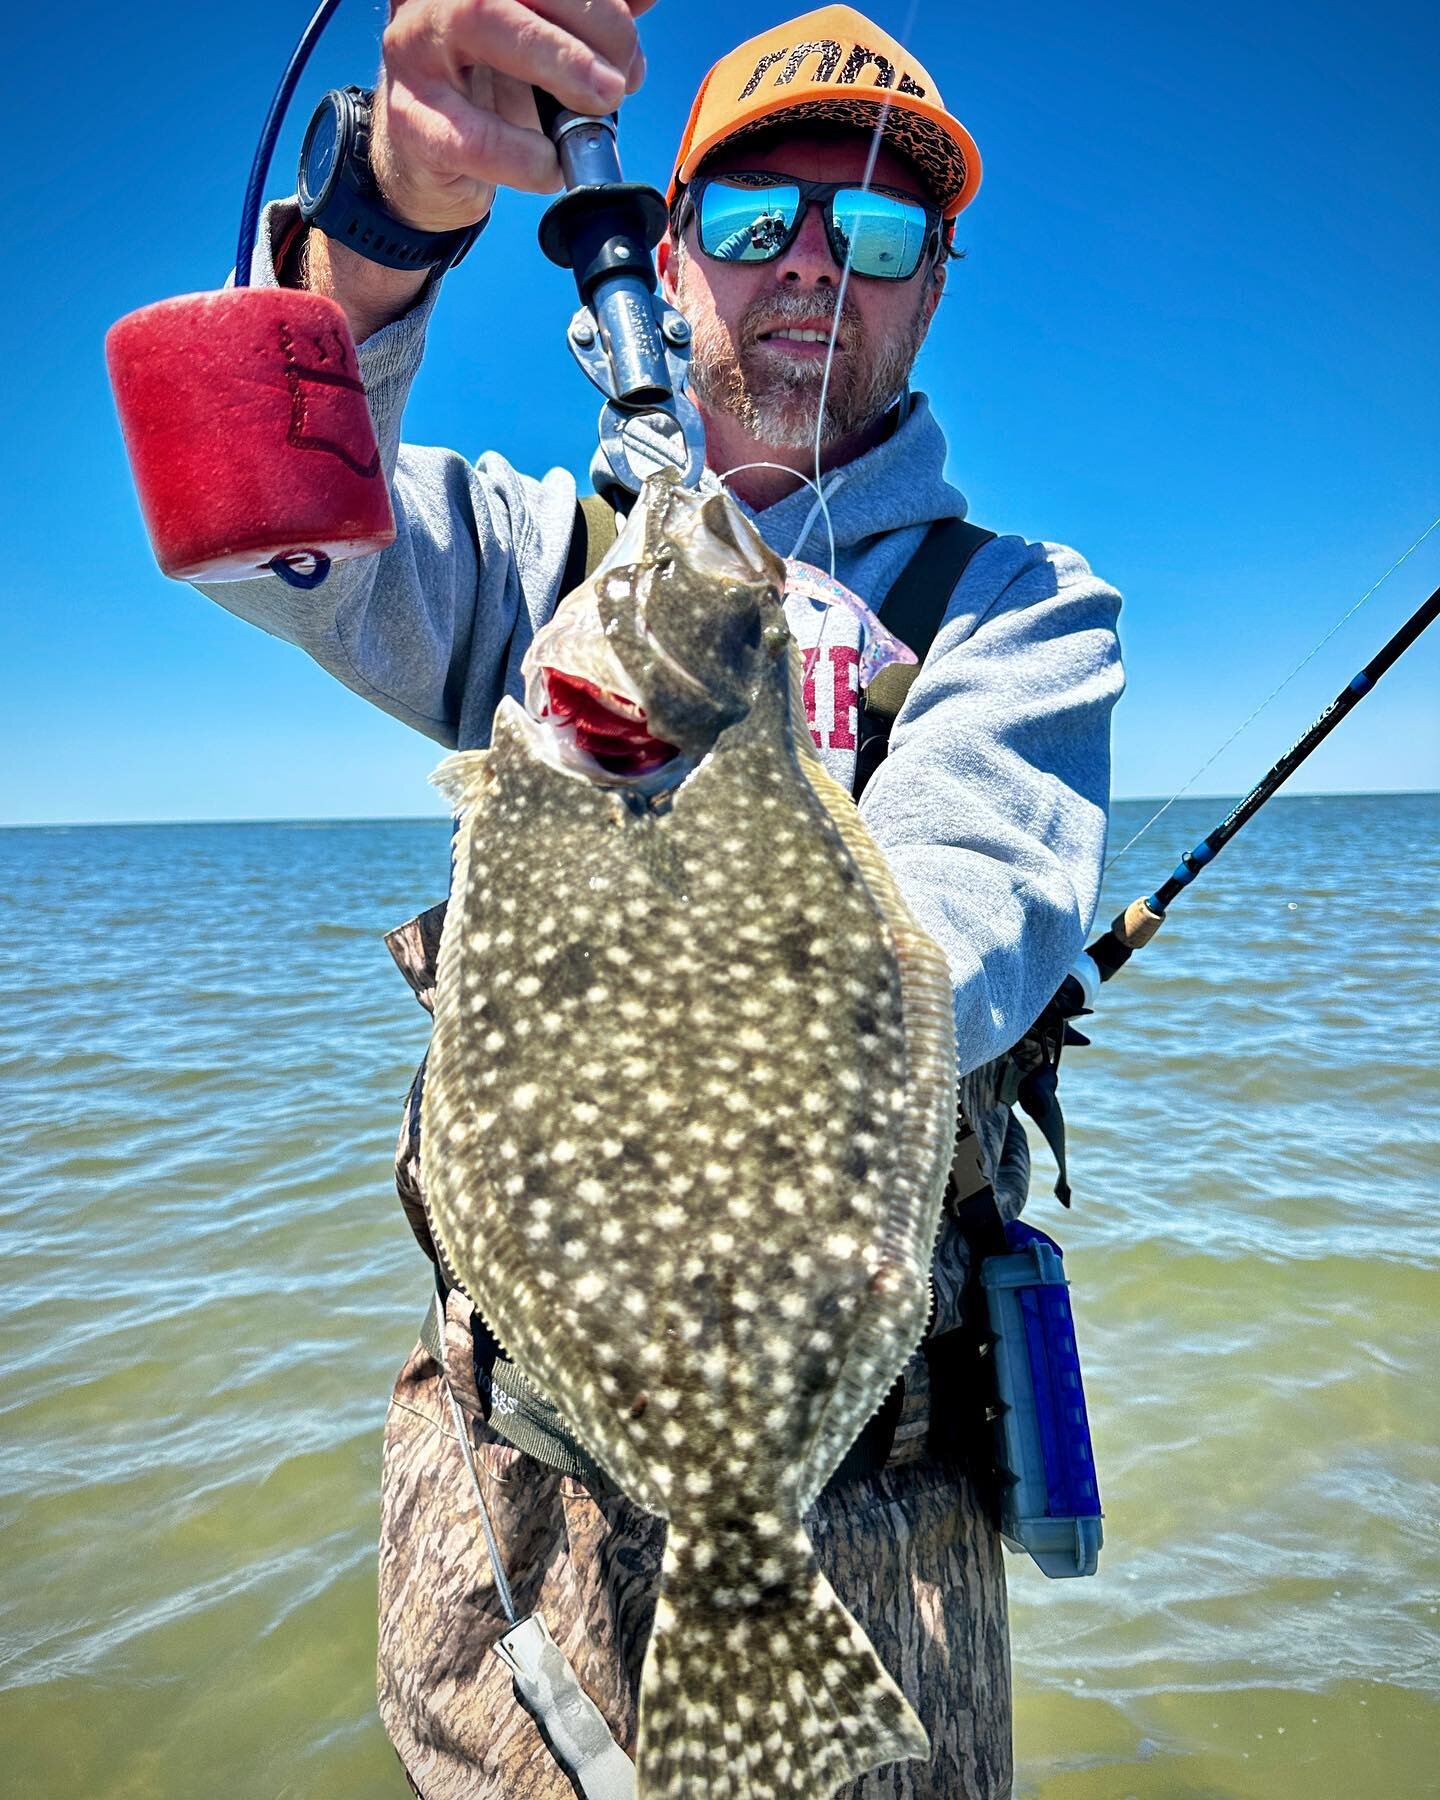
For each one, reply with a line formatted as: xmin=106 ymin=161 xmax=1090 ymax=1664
xmin=422 ymin=468 xmax=957 ymax=1797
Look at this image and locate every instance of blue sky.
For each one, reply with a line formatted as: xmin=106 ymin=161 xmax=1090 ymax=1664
xmin=3 ymin=0 xmax=1436 ymax=826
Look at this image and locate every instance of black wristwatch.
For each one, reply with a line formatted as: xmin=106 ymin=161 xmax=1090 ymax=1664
xmin=297 ymin=86 xmax=485 ymax=273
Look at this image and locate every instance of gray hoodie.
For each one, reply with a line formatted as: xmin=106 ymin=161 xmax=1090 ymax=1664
xmin=199 ymin=204 xmax=1124 ymax=1079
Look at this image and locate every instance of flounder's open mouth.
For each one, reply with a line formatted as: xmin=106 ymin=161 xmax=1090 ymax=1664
xmin=519 ymin=503 xmax=708 ymax=785
xmin=538 ymin=669 xmax=679 ymax=776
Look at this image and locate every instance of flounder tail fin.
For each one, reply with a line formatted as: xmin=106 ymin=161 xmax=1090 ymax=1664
xmin=636 ymin=1526 xmax=928 ymax=1799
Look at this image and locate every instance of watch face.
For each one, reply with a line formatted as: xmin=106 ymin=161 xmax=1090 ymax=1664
xmin=300 ymin=102 xmax=341 ymax=210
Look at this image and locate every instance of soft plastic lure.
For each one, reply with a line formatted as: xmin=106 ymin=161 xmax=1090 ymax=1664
xmin=784 ymin=559 xmax=919 ymax=686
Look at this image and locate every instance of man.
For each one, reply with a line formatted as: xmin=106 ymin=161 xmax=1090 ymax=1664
xmin=199 ymin=3 xmax=1123 ymax=1793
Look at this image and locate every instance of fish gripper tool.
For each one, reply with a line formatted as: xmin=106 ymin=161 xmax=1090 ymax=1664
xmin=534 ymin=89 xmax=707 ymax=504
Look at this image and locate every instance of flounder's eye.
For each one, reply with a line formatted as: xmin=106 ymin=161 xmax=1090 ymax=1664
xmin=640 ymin=572 xmax=767 ymax=701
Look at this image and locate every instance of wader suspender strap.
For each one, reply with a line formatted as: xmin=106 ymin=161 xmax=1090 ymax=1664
xmin=825 ymin=514 xmax=1004 ymax=1487
xmin=575 ymin=492 xmax=622 ymax=581
xmin=853 ymin=515 xmax=997 ymax=801
xmin=853 ymin=515 xmax=998 ymax=1215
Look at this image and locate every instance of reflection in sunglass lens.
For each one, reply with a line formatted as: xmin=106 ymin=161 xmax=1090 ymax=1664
xmin=832 ymin=189 xmax=930 ymax=279
xmin=697 ymin=181 xmax=802 ymax=262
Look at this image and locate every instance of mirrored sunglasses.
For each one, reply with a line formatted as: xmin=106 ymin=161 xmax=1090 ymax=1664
xmin=683 ymin=173 xmax=941 ymax=282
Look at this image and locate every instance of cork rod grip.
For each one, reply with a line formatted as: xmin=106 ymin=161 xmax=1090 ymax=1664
xmin=1114 ymin=896 xmax=1166 ymax=950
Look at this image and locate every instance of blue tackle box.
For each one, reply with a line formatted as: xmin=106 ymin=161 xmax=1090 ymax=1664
xmin=979 ymin=1221 xmax=1103 ymax=1578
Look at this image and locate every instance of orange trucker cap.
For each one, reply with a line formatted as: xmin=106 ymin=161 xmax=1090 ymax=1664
xmin=668 ymin=5 xmax=982 ymax=220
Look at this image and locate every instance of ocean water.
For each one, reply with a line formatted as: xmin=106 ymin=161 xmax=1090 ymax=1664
xmin=0 ymin=794 xmax=1435 ymax=1798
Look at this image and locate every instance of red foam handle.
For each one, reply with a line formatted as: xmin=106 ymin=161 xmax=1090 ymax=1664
xmin=106 ymin=287 xmax=395 ymax=581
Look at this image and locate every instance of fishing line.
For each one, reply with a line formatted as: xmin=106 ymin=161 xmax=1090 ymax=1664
xmin=796 ymin=0 xmax=924 ymax=572
xmin=716 ymin=460 xmax=839 ymax=576
xmin=696 ymin=3 xmax=925 ymax=579
xmin=719 ymin=8 xmax=926 ymax=662
xmin=1105 ymin=509 xmax=1440 ymax=872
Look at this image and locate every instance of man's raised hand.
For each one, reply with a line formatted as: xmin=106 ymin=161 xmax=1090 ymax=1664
xmin=373 ymin=0 xmax=656 ymax=233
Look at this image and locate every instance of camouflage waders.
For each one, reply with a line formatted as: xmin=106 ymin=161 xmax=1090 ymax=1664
xmin=377 ymin=907 xmax=1025 ymax=1798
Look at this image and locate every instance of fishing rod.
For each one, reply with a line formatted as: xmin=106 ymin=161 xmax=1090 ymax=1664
xmin=1058 ymin=581 xmax=1440 ymax=1014
xmin=1006 ymin=583 xmax=1439 ymax=1209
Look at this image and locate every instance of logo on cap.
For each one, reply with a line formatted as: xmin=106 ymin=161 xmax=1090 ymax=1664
xmin=738 ymin=40 xmax=928 ymax=100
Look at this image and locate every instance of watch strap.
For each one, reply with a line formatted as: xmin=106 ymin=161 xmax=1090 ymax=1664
xmin=301 ymin=86 xmax=487 ymax=273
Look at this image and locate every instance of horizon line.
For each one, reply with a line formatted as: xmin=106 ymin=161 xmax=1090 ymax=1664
xmin=3 ymin=788 xmax=1437 ymax=831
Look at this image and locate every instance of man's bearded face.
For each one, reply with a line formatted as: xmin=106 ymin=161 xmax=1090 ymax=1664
xmin=666 ymin=132 xmax=944 ymax=454
xmin=674 ymin=257 xmax=932 ymax=450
